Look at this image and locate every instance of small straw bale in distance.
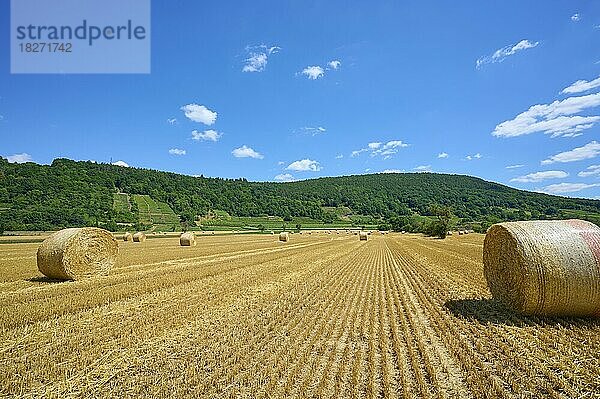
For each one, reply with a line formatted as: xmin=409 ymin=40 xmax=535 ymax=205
xmin=483 ymin=219 xmax=600 ymax=317
xmin=279 ymin=232 xmax=289 ymax=242
xmin=133 ymin=232 xmax=146 ymax=242
xmin=37 ymin=227 xmax=118 ymax=280
xmin=180 ymin=232 xmax=196 ymax=246
xmin=359 ymin=231 xmax=368 ymax=241
xmin=123 ymin=232 xmax=133 ymax=242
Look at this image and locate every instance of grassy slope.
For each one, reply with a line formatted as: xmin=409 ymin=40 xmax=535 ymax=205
xmin=113 ymin=193 xmax=131 ymax=213
xmin=130 ymin=194 xmax=180 ymax=228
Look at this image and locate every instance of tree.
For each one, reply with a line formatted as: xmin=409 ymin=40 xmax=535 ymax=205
xmin=179 ymin=212 xmax=195 ymax=232
xmin=377 ymin=222 xmax=391 ymax=231
xmin=103 ymin=220 xmax=118 ymax=232
xmin=425 ymin=204 xmax=452 ymax=239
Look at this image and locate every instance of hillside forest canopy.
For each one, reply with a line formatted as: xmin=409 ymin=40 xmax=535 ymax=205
xmin=0 ymin=157 xmax=599 ymax=234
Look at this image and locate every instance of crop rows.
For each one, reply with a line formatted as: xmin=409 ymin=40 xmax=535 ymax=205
xmin=0 ymin=233 xmax=599 ymax=397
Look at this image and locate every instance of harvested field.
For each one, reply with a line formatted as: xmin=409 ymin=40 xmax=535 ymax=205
xmin=1 ymin=233 xmax=599 ymax=398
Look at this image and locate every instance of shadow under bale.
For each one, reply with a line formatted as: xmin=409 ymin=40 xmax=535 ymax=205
xmin=444 ymin=298 xmax=600 ymax=328
xmin=26 ymin=276 xmax=67 ymax=284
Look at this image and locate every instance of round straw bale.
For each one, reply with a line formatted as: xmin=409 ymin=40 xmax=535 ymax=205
xmin=279 ymin=232 xmax=289 ymax=242
xmin=359 ymin=231 xmax=368 ymax=241
xmin=37 ymin=227 xmax=118 ymax=280
xmin=123 ymin=232 xmax=133 ymax=241
xmin=484 ymin=219 xmax=600 ymax=316
xmin=180 ymin=232 xmax=196 ymax=246
xmin=133 ymin=232 xmax=146 ymax=242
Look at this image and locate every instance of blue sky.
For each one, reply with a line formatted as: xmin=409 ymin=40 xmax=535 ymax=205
xmin=1 ymin=0 xmax=600 ymax=198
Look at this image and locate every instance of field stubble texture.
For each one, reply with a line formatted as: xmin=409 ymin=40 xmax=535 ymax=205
xmin=0 ymin=233 xmax=599 ymax=398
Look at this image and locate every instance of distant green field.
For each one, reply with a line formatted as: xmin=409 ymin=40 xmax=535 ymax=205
xmin=131 ymin=194 xmax=180 ymax=227
xmin=113 ymin=193 xmax=131 ymax=213
xmin=113 ymin=196 xmax=376 ymax=232
xmin=560 ymin=209 xmax=600 ymax=226
xmin=198 ymin=211 xmax=374 ymax=231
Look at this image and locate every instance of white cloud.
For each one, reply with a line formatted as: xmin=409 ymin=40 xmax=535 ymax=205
xmin=327 ymin=60 xmax=341 ymax=70
xmin=465 ymin=153 xmax=482 ymax=160
xmin=352 ymin=140 xmax=409 ymax=158
xmin=381 ymin=169 xmax=404 ymax=173
xmin=274 ymin=173 xmax=294 ymax=182
xmin=301 ymin=59 xmax=342 ymax=79
xmin=232 ymin=145 xmax=263 ymax=159
xmin=302 ymin=66 xmax=325 ymax=80
xmin=167 ymin=118 xmax=177 ymax=125
xmin=541 ymin=182 xmax=599 ymax=194
xmin=112 ymin=160 xmax=129 ymax=167
xmin=578 ymin=164 xmax=600 ymax=177
xmin=298 ymin=126 xmax=326 ymax=136
xmin=286 ymin=159 xmax=322 ymax=172
xmin=571 ymin=13 xmax=580 ymax=22
xmin=335 ymin=154 xmax=344 ymax=159
xmin=181 ymin=104 xmax=217 ymax=125
xmin=277 ymin=161 xmax=285 ymax=166
xmin=476 ymin=39 xmax=539 ymax=69
xmin=168 ymin=148 xmax=186 ymax=156
xmin=373 ymin=140 xmax=409 ymax=157
xmin=414 ymin=165 xmax=432 ymax=172
xmin=511 ymin=170 xmax=568 ymax=183
xmin=506 ymin=164 xmax=525 ymax=169
xmin=6 ymin=153 xmax=32 ymax=163
xmin=242 ymin=45 xmax=280 ymax=72
xmin=243 ymin=53 xmax=267 ymax=72
xmin=438 ymin=152 xmax=449 ymax=158
xmin=492 ymin=93 xmax=600 ymax=138
xmin=192 ymin=129 xmax=222 ymax=142
xmin=562 ymin=76 xmax=600 ymax=94
xmin=542 ymin=141 xmax=600 ymax=164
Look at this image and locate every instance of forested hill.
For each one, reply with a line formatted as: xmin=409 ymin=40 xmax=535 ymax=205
xmin=1 ymin=157 xmax=599 ymax=231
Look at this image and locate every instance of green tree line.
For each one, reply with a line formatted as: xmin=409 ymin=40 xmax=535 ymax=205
xmin=0 ymin=157 xmax=598 ymax=231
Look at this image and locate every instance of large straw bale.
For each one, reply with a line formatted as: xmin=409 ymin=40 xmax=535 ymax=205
xmin=484 ymin=219 xmax=600 ymax=316
xmin=133 ymin=232 xmax=146 ymax=242
xmin=359 ymin=231 xmax=368 ymax=241
xmin=123 ymin=232 xmax=133 ymax=242
xmin=37 ymin=227 xmax=118 ymax=280
xmin=279 ymin=232 xmax=289 ymax=242
xmin=180 ymin=232 xmax=196 ymax=246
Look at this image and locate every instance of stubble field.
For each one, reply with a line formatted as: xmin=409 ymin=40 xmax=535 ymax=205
xmin=1 ymin=232 xmax=599 ymax=398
